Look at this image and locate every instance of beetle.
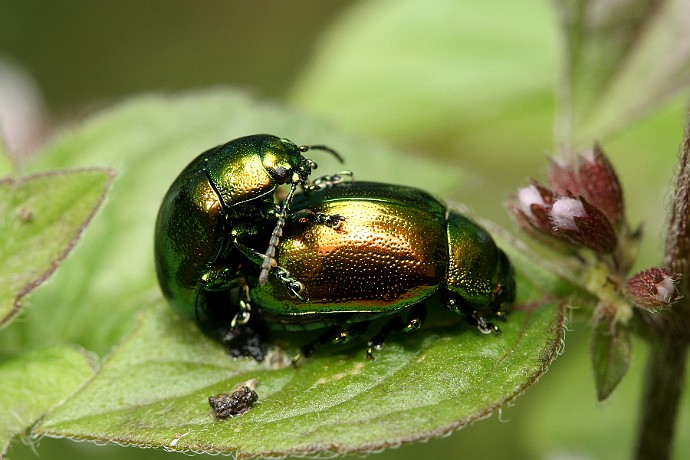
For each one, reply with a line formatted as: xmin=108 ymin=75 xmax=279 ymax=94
xmin=245 ymin=181 xmax=516 ymax=359
xmin=154 ymin=134 xmax=343 ymax=334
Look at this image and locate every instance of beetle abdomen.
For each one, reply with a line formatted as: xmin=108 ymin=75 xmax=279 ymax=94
xmin=252 ymin=198 xmax=448 ymax=318
xmin=445 ymin=211 xmax=500 ymax=308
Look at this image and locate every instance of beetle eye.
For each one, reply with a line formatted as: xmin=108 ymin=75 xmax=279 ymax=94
xmin=272 ymin=165 xmax=290 ymax=183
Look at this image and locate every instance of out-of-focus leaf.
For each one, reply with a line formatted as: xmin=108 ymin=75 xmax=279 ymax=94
xmin=522 ymin=329 xmax=690 ymax=460
xmin=554 ymin=0 xmax=690 ymax=144
xmin=590 ymin=317 xmax=631 ymax=401
xmin=0 ymin=169 xmax=114 ymax=328
xmin=289 ymin=0 xmax=557 ymax=166
xmin=0 ymin=346 xmax=97 ymax=457
xmin=0 ymin=138 xmax=12 ymax=176
xmin=0 ymin=90 xmax=464 ymax=355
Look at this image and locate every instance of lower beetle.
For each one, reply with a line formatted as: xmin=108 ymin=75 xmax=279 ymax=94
xmin=245 ymin=181 xmax=516 ymax=359
xmin=154 ymin=134 xmax=343 ymax=332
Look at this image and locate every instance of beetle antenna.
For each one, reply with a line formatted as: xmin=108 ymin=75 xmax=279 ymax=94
xmin=300 ymin=144 xmax=344 ymax=164
xmin=259 ymin=183 xmax=298 ymax=285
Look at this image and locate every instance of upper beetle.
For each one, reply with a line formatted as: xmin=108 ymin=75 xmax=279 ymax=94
xmin=248 ymin=181 xmax=516 ymax=359
xmin=154 ymin=134 xmax=341 ymax=330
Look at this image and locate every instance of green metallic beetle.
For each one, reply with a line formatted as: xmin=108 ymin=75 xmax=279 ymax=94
xmin=154 ymin=134 xmax=343 ymax=331
xmin=245 ymin=181 xmax=516 ymax=359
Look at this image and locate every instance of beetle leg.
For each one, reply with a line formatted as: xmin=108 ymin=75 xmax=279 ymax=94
xmin=200 ymin=266 xmax=242 ymax=291
xmin=471 ymin=310 xmax=501 ymax=335
xmin=445 ymin=297 xmax=502 ymax=335
xmin=196 ymin=273 xmax=270 ymax=362
xmin=294 ymin=322 xmax=370 ymax=364
xmin=231 ymin=237 xmax=309 ymax=301
xmin=230 ymin=285 xmax=252 ymax=328
xmin=195 ymin=269 xmax=243 ymax=332
xmin=232 ymin=237 xmax=269 ymax=266
xmin=259 ymin=183 xmax=300 ymax=284
xmin=287 ymin=209 xmax=346 ymax=230
xmin=273 ymin=267 xmax=306 ymax=301
xmin=310 ymin=170 xmax=354 ymax=188
xmin=366 ymin=305 xmax=427 ymax=359
xmin=312 ymin=212 xmax=346 ymax=230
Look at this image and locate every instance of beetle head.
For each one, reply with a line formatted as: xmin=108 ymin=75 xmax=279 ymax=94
xmin=260 ymin=137 xmax=305 ymax=185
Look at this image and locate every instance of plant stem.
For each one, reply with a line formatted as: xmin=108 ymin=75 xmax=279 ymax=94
xmin=634 ymin=113 xmax=690 ymax=460
xmin=634 ymin=336 xmax=688 ymax=460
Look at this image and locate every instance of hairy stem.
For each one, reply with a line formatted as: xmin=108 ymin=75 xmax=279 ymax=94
xmin=634 ymin=113 xmax=690 ymax=460
xmin=634 ymin=336 xmax=688 ymax=459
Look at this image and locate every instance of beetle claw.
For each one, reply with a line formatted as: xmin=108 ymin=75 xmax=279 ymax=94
xmin=302 ymin=183 xmax=322 ymax=193
xmin=471 ymin=310 xmax=502 ymax=335
xmin=287 ymin=281 xmax=306 ymax=301
xmin=230 ymin=292 xmax=252 ymax=328
xmin=274 ymin=267 xmax=307 ymax=301
xmin=311 ymin=171 xmax=354 ymax=188
xmin=365 ymin=347 xmax=377 ymax=360
xmin=313 ymin=212 xmax=346 ymax=230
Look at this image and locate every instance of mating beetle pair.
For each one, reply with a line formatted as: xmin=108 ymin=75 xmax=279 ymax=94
xmin=154 ymin=135 xmax=342 ymax=327
xmin=154 ymin=134 xmax=515 ymax=360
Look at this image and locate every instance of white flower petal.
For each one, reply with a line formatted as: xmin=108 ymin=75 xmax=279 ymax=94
xmin=551 ymin=197 xmax=587 ymax=231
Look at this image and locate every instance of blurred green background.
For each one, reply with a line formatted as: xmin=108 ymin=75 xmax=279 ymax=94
xmin=1 ymin=1 xmax=689 ymax=459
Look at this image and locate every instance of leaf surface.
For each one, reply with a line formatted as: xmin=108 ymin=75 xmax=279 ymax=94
xmin=0 ymin=346 xmax=96 ymax=457
xmin=590 ymin=318 xmax=631 ymax=401
xmin=38 ymin=298 xmax=563 ymax=457
xmin=0 ymin=169 xmax=113 ymax=328
xmin=37 ymin=239 xmax=567 ymax=457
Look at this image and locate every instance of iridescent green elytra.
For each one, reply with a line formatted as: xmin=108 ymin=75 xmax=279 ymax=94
xmin=155 ymin=136 xmax=515 ymax=361
xmin=249 ymin=181 xmax=515 ymax=357
xmin=154 ymin=134 xmax=340 ymax=329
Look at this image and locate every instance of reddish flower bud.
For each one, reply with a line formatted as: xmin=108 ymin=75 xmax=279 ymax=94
xmin=550 ymin=196 xmax=618 ymax=253
xmin=547 ymin=156 xmax=579 ymax=197
xmin=579 ymin=144 xmax=624 ymax=227
xmin=547 ymin=144 xmax=624 ymax=227
xmin=519 ymin=182 xmax=555 ymax=229
xmin=625 ymin=267 xmax=681 ymax=310
xmin=507 ymin=182 xmax=556 ymax=236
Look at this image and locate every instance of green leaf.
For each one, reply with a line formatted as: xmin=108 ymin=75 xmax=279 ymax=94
xmin=0 ymin=346 xmax=97 ymax=457
xmin=3 ymin=90 xmax=465 ymax=355
xmin=0 ymin=169 xmax=114 ymax=328
xmin=554 ymin=0 xmax=690 ymax=144
xmin=590 ymin=317 xmax=631 ymax=401
xmin=288 ymin=0 xmax=557 ymax=165
xmin=37 ymin=291 xmax=564 ymax=456
xmin=8 ymin=90 xmax=569 ymax=456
